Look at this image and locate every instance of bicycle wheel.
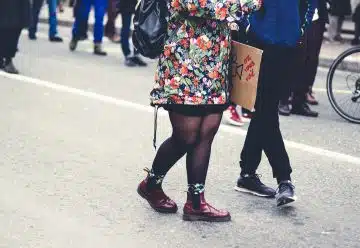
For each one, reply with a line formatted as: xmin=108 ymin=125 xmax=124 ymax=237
xmin=327 ymin=46 xmax=360 ymax=124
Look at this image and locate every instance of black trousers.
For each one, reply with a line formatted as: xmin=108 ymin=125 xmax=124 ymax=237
xmin=353 ymin=6 xmax=360 ymax=40
xmin=0 ymin=28 xmax=22 ymax=59
xmin=291 ymin=20 xmax=325 ymax=104
xmin=240 ymin=36 xmax=293 ymax=181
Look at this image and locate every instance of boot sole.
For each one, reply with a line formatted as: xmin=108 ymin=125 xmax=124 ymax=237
xmin=291 ymin=110 xmax=319 ymax=117
xmin=183 ymin=214 xmax=231 ymax=222
xmin=279 ymin=111 xmax=291 ymax=116
xmin=137 ymin=186 xmax=178 ymax=214
xmin=234 ymin=186 xmax=275 ymax=198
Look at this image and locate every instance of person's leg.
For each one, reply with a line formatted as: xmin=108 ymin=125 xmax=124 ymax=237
xmin=47 ymin=0 xmax=57 ymax=37
xmin=70 ymin=0 xmax=91 ymax=51
xmin=305 ymin=20 xmax=325 ymax=105
xmin=185 ymin=113 xmax=222 ymax=185
xmin=239 ymin=114 xmax=263 ymax=175
xmin=138 ymin=111 xmax=202 ymax=213
xmin=93 ymin=0 xmax=107 ymax=55
xmin=183 ymin=112 xmax=231 ymax=222
xmin=292 ymin=32 xmax=319 ymax=117
xmin=237 ymin=45 xmax=293 ymax=199
xmin=353 ymin=8 xmax=360 ymax=45
xmin=278 ymin=40 xmax=298 ymax=116
xmin=240 ymin=44 xmax=276 ymax=176
xmin=71 ymin=0 xmax=91 ymax=47
xmin=236 ymin=45 xmax=278 ymax=198
xmin=29 ymin=0 xmax=45 ymax=39
xmin=93 ymin=0 xmax=107 ymax=43
xmin=292 ymin=31 xmax=308 ymax=105
xmin=356 ymin=19 xmax=360 ymax=42
xmin=105 ymin=0 xmax=117 ymax=38
xmin=120 ymin=13 xmax=132 ymax=58
xmin=253 ymin=46 xmax=295 ymax=206
xmin=3 ymin=28 xmax=22 ymax=74
xmin=151 ymin=112 xmax=201 ymax=177
xmin=254 ymin=46 xmax=292 ymax=181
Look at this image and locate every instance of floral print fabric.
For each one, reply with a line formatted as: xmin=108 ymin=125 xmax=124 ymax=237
xmin=150 ymin=0 xmax=262 ymax=106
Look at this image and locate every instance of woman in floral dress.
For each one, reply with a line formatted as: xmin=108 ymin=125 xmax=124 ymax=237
xmin=137 ymin=0 xmax=262 ymax=222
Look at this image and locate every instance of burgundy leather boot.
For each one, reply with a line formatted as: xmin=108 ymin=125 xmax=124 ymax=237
xmin=183 ymin=191 xmax=231 ymax=222
xmin=137 ymin=169 xmax=178 ymax=213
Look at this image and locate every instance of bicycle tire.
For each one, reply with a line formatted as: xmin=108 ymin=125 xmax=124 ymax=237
xmin=326 ymin=46 xmax=360 ymax=124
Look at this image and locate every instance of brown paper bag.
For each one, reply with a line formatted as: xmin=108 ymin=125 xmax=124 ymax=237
xmin=230 ymin=41 xmax=263 ymax=111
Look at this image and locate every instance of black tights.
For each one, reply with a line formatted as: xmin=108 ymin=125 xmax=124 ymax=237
xmin=151 ymin=111 xmax=223 ymax=185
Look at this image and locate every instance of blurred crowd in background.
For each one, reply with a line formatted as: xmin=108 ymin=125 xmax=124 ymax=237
xmin=0 ymin=0 xmax=359 ymax=125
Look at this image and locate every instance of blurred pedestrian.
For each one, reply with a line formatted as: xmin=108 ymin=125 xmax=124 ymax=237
xmin=29 ymin=0 xmax=63 ymax=42
xmin=234 ymin=0 xmax=316 ymax=207
xmin=0 ymin=0 xmax=30 ymax=74
xmin=69 ymin=0 xmax=108 ymax=55
xmin=118 ymin=0 xmax=147 ymax=66
xmin=57 ymin=0 xmax=65 ymax=12
xmin=137 ymin=0 xmax=259 ymax=222
xmin=351 ymin=0 xmax=360 ymax=45
xmin=305 ymin=0 xmax=329 ymax=106
xmin=104 ymin=0 xmax=120 ymax=43
xmin=327 ymin=0 xmax=351 ymax=42
xmin=72 ymin=0 xmax=89 ymax=40
xmin=279 ymin=0 xmax=328 ymax=117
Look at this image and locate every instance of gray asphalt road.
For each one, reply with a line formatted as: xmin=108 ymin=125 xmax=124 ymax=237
xmin=0 ymin=25 xmax=359 ymax=248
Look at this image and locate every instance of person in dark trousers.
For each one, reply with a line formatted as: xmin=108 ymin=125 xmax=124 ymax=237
xmin=279 ymin=0 xmax=328 ymax=116
xmin=327 ymin=0 xmax=351 ymax=42
xmin=69 ymin=0 xmax=108 ymax=56
xmin=117 ymin=0 xmax=147 ymax=66
xmin=29 ymin=0 xmax=63 ymax=42
xmin=104 ymin=0 xmax=120 ymax=42
xmin=351 ymin=0 xmax=360 ymax=45
xmin=0 ymin=0 xmax=30 ymax=74
xmin=72 ymin=0 xmax=89 ymax=41
xmin=305 ymin=0 xmax=329 ymax=106
xmin=234 ymin=0 xmax=316 ymax=207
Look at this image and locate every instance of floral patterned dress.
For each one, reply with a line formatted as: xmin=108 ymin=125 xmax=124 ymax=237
xmin=150 ymin=0 xmax=262 ymax=107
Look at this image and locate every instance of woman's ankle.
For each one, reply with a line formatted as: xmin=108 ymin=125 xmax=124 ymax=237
xmin=144 ymin=168 xmax=165 ymax=190
xmin=187 ymin=183 xmax=205 ymax=209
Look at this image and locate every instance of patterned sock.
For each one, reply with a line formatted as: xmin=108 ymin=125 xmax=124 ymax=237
xmin=188 ymin=184 xmax=205 ymax=210
xmin=144 ymin=168 xmax=165 ymax=190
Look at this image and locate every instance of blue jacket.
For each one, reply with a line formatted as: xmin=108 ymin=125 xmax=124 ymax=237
xmin=248 ymin=0 xmax=316 ymax=47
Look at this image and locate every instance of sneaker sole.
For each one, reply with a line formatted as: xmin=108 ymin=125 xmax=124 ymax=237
xmin=226 ymin=118 xmax=245 ymax=127
xmin=276 ymin=195 xmax=297 ymax=207
xmin=137 ymin=186 xmax=178 ymax=214
xmin=234 ymin=186 xmax=275 ymax=198
xmin=183 ymin=214 xmax=231 ymax=222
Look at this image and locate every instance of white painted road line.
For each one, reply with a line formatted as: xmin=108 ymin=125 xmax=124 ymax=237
xmin=1 ymin=71 xmax=360 ymax=165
